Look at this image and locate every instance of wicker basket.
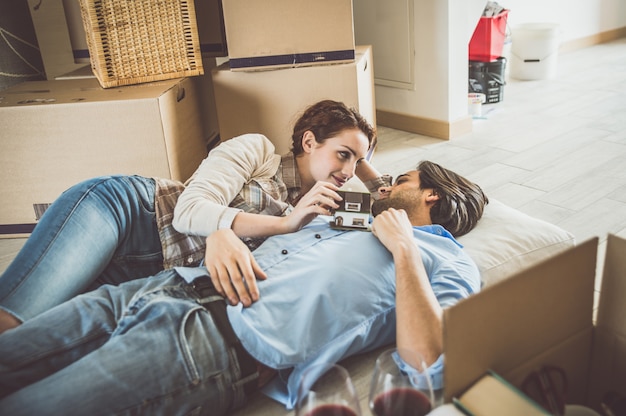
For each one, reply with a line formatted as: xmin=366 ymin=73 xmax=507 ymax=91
xmin=79 ymin=0 xmax=204 ymax=88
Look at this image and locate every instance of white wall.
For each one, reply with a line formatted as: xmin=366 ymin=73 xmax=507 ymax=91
xmin=369 ymin=0 xmax=484 ymax=129
xmin=504 ymin=0 xmax=626 ymax=43
xmin=368 ymin=0 xmax=626 ymax=137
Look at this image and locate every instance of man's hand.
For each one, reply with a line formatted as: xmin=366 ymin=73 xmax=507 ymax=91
xmin=204 ymin=229 xmax=267 ymax=307
xmin=370 ymin=208 xmax=415 ymax=253
xmin=372 ymin=208 xmax=444 ymax=366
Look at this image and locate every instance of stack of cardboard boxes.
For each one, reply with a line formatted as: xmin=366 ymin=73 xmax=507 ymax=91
xmin=213 ymin=0 xmax=375 ymax=154
xmin=0 ymin=0 xmax=223 ymax=236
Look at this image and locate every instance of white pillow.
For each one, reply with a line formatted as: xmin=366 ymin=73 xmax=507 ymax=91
xmin=458 ymin=199 xmax=576 ymax=287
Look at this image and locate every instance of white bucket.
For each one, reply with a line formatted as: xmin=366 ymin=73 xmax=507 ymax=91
xmin=510 ymin=23 xmax=560 ymax=80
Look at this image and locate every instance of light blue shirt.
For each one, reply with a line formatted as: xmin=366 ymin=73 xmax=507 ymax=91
xmin=177 ymin=216 xmax=480 ymax=409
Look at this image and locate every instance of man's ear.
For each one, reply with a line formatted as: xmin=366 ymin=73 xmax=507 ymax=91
xmin=425 ymin=190 xmax=440 ymax=203
xmin=301 ymin=130 xmax=316 ymax=154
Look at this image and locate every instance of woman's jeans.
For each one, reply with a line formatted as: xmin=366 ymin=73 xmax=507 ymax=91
xmin=0 ymin=175 xmax=165 ymax=321
xmin=0 ymin=271 xmax=248 ymax=415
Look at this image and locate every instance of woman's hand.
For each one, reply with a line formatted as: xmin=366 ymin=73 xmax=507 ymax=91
xmin=281 ymin=181 xmax=343 ymax=232
xmin=204 ymin=229 xmax=267 ymax=307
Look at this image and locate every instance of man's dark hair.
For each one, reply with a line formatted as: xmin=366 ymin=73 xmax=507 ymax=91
xmin=418 ymin=161 xmax=488 ymax=237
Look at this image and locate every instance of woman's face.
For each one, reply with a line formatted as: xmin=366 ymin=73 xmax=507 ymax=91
xmin=302 ymin=128 xmax=370 ymax=188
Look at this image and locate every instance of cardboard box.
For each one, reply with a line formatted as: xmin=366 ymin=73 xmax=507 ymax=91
xmin=0 ymin=77 xmax=208 ymax=236
xmin=221 ymin=0 xmax=355 ymax=71
xmin=443 ymin=235 xmax=626 ymax=413
xmin=211 ymin=45 xmax=375 ymax=154
xmin=195 ymin=0 xmax=228 ymax=57
xmin=56 ymin=57 xmax=222 ymax=149
xmin=28 ymin=0 xmax=86 ymax=79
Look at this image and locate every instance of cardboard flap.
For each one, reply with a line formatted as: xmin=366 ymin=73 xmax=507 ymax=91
xmin=597 ymin=234 xmax=626 ymax=337
xmin=588 ymin=234 xmax=626 ymax=408
xmin=0 ymin=78 xmax=184 ymax=105
xmin=443 ymin=238 xmax=598 ymax=402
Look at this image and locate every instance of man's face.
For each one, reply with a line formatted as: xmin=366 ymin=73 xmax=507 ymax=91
xmin=371 ymin=171 xmax=426 ymax=217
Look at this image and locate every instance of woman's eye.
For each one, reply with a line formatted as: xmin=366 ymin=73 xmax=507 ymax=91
xmin=339 ymin=151 xmax=350 ymax=159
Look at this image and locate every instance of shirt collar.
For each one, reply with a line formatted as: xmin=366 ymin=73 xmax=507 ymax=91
xmin=414 ymin=224 xmax=463 ymax=248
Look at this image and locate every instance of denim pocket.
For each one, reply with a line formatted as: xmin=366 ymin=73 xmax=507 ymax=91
xmin=178 ymin=306 xmax=238 ymax=412
xmin=108 ymin=251 xmax=164 ymax=284
xmin=115 ymin=291 xmax=238 ymax=413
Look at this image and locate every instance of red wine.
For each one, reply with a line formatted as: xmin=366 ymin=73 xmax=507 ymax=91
xmin=372 ymin=387 xmax=432 ymax=416
xmin=304 ymin=404 xmax=358 ymax=416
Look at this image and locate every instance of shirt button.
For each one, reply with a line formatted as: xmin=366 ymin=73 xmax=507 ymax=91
xmin=186 ymin=256 xmax=194 ymax=264
xmin=281 ymin=249 xmax=288 ymax=255
xmin=315 ymin=234 xmax=321 ymax=239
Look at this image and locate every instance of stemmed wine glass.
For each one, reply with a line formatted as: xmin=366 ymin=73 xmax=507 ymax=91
xmin=296 ymin=363 xmax=362 ymax=416
xmin=369 ymin=347 xmax=435 ymax=416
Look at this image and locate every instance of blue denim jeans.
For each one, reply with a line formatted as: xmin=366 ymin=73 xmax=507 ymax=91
xmin=0 ymin=270 xmax=249 ymax=415
xmin=0 ymin=175 xmax=164 ymax=321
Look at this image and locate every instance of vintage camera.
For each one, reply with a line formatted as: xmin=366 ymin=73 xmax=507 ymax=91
xmin=330 ymin=191 xmax=371 ymax=231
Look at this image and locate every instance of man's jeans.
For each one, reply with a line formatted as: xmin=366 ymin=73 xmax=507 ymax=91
xmin=0 ymin=271 xmax=247 ymax=415
xmin=0 ymin=175 xmax=164 ymax=321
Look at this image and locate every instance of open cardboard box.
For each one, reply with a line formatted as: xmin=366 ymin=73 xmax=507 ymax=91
xmin=444 ymin=234 xmax=626 ymax=413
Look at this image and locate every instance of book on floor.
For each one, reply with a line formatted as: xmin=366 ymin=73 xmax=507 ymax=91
xmin=453 ymin=370 xmax=550 ymax=416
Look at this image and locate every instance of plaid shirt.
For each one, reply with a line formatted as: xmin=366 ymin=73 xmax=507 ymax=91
xmin=155 ymin=152 xmax=302 ymax=269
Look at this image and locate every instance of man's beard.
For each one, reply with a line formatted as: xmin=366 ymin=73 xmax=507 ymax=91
xmin=371 ymin=190 xmax=421 ymax=217
xmin=371 ymin=198 xmax=395 ymax=217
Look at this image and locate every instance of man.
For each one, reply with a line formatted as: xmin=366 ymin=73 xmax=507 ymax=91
xmin=0 ymin=161 xmax=487 ymax=415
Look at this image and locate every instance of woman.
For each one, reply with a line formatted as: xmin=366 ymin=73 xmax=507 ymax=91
xmin=0 ymin=100 xmax=382 ymax=332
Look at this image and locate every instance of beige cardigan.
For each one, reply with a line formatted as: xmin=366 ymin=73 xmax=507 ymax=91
xmin=172 ymin=133 xmax=281 ymax=237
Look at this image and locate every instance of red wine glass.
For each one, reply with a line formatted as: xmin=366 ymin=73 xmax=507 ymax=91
xmin=296 ymin=363 xmax=362 ymax=416
xmin=368 ymin=348 xmax=434 ymax=416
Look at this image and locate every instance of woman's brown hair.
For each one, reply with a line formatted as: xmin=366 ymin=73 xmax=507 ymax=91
xmin=291 ymin=100 xmax=376 ymax=155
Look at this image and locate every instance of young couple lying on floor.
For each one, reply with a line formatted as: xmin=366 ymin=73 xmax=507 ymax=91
xmin=0 ymin=100 xmax=487 ymax=415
